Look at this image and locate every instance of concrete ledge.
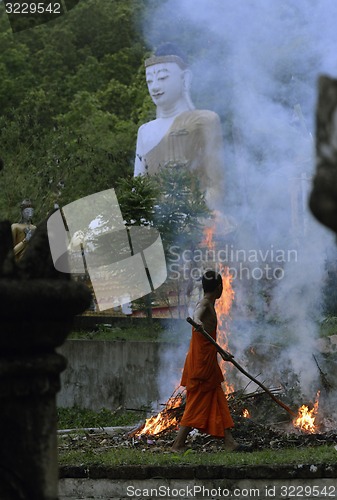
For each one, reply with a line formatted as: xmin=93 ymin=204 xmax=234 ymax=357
xmin=59 ymin=476 xmax=337 ymax=499
xmin=59 ymin=464 xmax=337 ymax=499
xmin=60 ymin=463 xmax=337 ymax=480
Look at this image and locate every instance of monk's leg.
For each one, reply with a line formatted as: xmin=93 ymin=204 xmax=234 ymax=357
xmin=223 ymin=429 xmax=253 ymax=452
xmin=223 ymin=428 xmax=239 ymax=451
xmin=171 ymin=425 xmax=192 ymax=451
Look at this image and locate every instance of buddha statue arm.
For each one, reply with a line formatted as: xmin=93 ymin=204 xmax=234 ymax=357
xmin=204 ymin=112 xmax=226 ymax=205
xmin=134 ymin=126 xmax=146 ymax=176
xmin=189 ymin=110 xmax=226 ymax=207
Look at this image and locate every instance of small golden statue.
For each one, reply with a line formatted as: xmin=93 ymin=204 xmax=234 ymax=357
xmin=11 ymin=199 xmax=36 ymax=261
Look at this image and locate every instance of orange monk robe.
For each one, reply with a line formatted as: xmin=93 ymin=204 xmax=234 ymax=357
xmin=180 ymin=326 xmax=234 ymax=437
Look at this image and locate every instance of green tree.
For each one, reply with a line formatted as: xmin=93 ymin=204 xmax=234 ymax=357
xmin=115 ymin=175 xmax=159 ymax=226
xmin=152 ymin=166 xmax=211 ymax=253
xmin=0 ymin=0 xmax=148 ymax=221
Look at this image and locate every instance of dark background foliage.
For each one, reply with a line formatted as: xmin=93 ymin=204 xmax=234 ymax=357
xmin=0 ymin=0 xmax=152 ymax=221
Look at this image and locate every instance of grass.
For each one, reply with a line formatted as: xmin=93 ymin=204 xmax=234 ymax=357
xmin=57 ymin=408 xmax=337 ymax=468
xmin=68 ymin=321 xmax=167 ymax=342
xmin=58 ymin=444 xmax=337 ymax=468
xmin=67 ymin=316 xmax=337 ymax=342
xmin=58 ymin=406 xmax=146 ymax=429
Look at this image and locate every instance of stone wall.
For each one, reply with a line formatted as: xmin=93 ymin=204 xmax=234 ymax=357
xmin=59 ymin=464 xmax=337 ymax=499
xmin=57 ymin=333 xmax=337 ymax=413
xmin=57 ymin=340 xmax=163 ymax=410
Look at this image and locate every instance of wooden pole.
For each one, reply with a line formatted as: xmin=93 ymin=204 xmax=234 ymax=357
xmin=186 ymin=317 xmax=297 ymax=418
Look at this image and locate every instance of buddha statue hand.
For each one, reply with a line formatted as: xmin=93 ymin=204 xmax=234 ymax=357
xmin=24 ymin=226 xmax=35 ymax=242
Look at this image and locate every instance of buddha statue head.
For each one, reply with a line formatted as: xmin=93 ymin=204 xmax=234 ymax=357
xmin=19 ymin=199 xmax=34 ymax=224
xmin=145 ymin=43 xmax=195 ymax=118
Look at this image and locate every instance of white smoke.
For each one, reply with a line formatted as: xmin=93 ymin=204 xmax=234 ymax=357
xmin=141 ymin=0 xmax=337 ymax=401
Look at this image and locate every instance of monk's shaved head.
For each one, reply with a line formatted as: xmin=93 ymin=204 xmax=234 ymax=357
xmin=202 ymin=270 xmax=222 ymax=293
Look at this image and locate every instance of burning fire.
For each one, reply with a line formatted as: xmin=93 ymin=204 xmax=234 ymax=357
xmin=216 ymin=266 xmax=235 ymax=395
xmin=202 ymin=223 xmax=235 ymax=394
xmin=136 ymin=394 xmax=184 ymax=436
xmin=201 ymin=225 xmax=235 ymax=319
xmin=137 ymin=222 xmax=236 ymax=437
xmin=243 ymin=408 xmax=251 ymax=418
xmin=293 ymin=392 xmax=320 ymax=433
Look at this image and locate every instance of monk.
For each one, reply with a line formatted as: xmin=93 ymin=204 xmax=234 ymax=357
xmin=171 ymin=270 xmax=250 ymax=452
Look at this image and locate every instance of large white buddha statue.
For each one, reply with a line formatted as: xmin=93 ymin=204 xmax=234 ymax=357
xmin=134 ymin=43 xmax=225 ymax=207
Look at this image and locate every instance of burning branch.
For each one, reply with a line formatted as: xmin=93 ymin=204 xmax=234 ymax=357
xmin=131 ymin=391 xmax=186 ymax=437
xmin=186 ymin=317 xmax=297 ymax=418
xmin=293 ymin=392 xmax=320 ymax=433
xmin=313 ymin=354 xmax=334 ymax=392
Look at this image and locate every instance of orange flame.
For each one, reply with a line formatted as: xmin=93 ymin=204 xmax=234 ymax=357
xmin=202 ymin=222 xmax=235 ymax=394
xmin=293 ymin=392 xmax=320 ymax=433
xmin=137 ymin=395 xmax=183 ymax=436
xmin=216 ymin=266 xmax=235 ymax=394
xmin=243 ymin=408 xmax=250 ymax=418
xmin=202 ymin=225 xmax=216 ymax=249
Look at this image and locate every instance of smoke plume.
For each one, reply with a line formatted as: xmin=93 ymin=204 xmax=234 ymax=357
xmin=141 ymin=0 xmax=337 ymax=403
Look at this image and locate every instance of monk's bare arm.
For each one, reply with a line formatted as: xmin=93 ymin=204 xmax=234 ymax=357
xmin=193 ymin=300 xmax=208 ymax=325
xmin=193 ymin=298 xmax=216 ymax=333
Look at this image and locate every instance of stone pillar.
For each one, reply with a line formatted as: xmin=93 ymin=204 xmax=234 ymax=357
xmin=310 ymin=75 xmax=337 ymax=233
xmin=0 ymin=219 xmax=91 ymax=499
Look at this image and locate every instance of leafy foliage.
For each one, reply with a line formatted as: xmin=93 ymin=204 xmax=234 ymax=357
xmin=152 ymin=166 xmax=211 ymax=254
xmin=0 ymin=0 xmax=150 ymax=221
xmin=115 ymin=175 xmax=159 ymax=226
xmin=0 ymin=0 xmax=211 ymax=251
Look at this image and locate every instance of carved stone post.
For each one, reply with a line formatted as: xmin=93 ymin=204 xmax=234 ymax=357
xmin=310 ymin=75 xmax=337 ymax=233
xmin=0 ymin=219 xmax=91 ymax=499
